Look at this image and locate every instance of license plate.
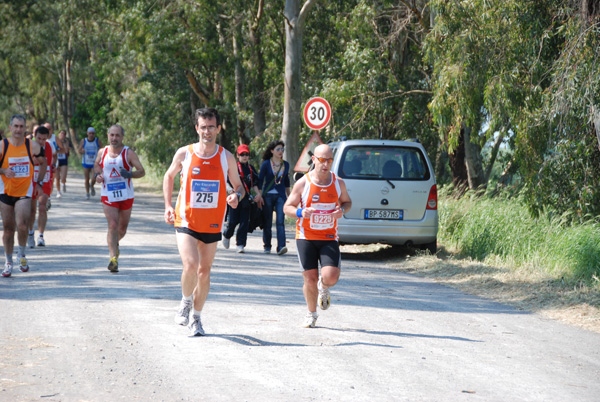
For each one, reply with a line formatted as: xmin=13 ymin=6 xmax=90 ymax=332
xmin=364 ymin=209 xmax=403 ymax=220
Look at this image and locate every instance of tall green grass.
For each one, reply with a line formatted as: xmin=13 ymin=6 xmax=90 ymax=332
xmin=438 ymin=191 xmax=600 ymax=285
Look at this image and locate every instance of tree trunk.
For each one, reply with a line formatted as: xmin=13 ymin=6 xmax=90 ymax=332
xmin=282 ymin=0 xmax=320 ymax=168
xmin=463 ymin=123 xmax=486 ymax=190
xmin=250 ymin=0 xmax=266 ymax=137
xmin=592 ymin=105 xmax=600 ymax=151
xmin=484 ymin=130 xmax=505 ymax=182
xmin=233 ymin=25 xmax=248 ymax=145
xmin=449 ymin=129 xmax=468 ymax=190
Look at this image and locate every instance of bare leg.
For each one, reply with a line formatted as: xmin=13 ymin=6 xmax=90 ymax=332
xmin=176 ymin=232 xmax=218 ymax=312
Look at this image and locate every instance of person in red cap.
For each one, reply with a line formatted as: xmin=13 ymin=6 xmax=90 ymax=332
xmin=222 ymin=144 xmax=263 ymax=253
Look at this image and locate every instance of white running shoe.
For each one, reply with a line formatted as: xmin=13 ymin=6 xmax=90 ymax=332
xmin=2 ymin=262 xmax=13 ymax=277
xmin=27 ymin=234 xmax=35 ymax=248
xmin=19 ymin=256 xmax=29 ymax=272
xmin=56 ymin=191 xmax=62 ymax=198
xmin=222 ymin=237 xmax=230 ymax=249
xmin=303 ymin=312 xmax=318 ymax=328
xmin=236 ymin=245 xmax=244 ymax=253
xmin=37 ymin=236 xmax=45 ymax=247
xmin=188 ymin=315 xmax=205 ymax=336
xmin=317 ymin=277 xmax=331 ymax=310
xmin=174 ymin=300 xmax=192 ymax=326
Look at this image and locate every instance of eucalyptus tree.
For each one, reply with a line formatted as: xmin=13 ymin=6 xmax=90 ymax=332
xmin=425 ymin=0 xmax=560 ymax=190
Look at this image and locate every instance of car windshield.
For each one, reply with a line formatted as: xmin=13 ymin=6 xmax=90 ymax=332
xmin=339 ymin=145 xmax=429 ymax=180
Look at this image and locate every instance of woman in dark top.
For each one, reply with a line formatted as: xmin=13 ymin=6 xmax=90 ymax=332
xmin=257 ymin=140 xmax=290 ymax=255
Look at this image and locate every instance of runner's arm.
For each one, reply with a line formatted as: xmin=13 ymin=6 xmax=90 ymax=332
xmin=126 ymin=150 xmax=146 ymax=179
xmin=162 ymin=147 xmax=185 ymax=223
xmin=225 ymin=150 xmax=244 ymax=209
xmin=283 ymin=177 xmax=311 ymax=219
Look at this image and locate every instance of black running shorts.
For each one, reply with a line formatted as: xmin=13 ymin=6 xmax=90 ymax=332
xmin=295 ymin=239 xmax=341 ymax=271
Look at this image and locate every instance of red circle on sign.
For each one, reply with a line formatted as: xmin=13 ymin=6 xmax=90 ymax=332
xmin=303 ymin=97 xmax=331 ymax=130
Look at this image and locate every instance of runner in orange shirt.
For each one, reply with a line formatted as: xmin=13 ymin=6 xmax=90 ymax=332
xmin=284 ymin=144 xmax=352 ymax=328
xmin=163 ymin=108 xmax=245 ymax=336
xmin=0 ymin=114 xmax=47 ymax=277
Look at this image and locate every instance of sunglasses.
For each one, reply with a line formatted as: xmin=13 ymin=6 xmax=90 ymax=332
xmin=274 ymin=147 xmax=285 ymax=152
xmin=314 ymin=156 xmax=334 ymax=164
xmin=239 ymin=153 xmax=249 ymax=157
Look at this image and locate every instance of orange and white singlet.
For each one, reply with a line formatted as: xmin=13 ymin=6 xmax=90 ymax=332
xmin=0 ymin=139 xmax=35 ymax=197
xmin=295 ymin=173 xmax=341 ymax=241
xmin=174 ymin=145 xmax=229 ymax=233
xmin=32 ymin=142 xmax=53 ymax=185
xmin=99 ymin=146 xmax=135 ymax=202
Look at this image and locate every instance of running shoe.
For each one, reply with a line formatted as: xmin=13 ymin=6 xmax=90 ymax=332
xmin=222 ymin=237 xmax=230 ymax=249
xmin=2 ymin=262 xmax=13 ymax=277
xmin=174 ymin=300 xmax=193 ymax=326
xmin=277 ymin=246 xmax=288 ymax=255
xmin=85 ymin=193 xmax=90 ymax=200
xmin=37 ymin=236 xmax=45 ymax=247
xmin=107 ymin=257 xmax=118 ymax=273
xmin=303 ymin=312 xmax=318 ymax=328
xmin=27 ymin=234 xmax=35 ymax=248
xmin=46 ymin=199 xmax=51 ymax=211
xmin=188 ymin=315 xmax=205 ymax=336
xmin=19 ymin=256 xmax=29 ymax=272
xmin=317 ymin=277 xmax=331 ymax=310
xmin=264 ymin=248 xmax=271 ymax=254
xmin=56 ymin=191 xmax=62 ymax=198
xmin=236 ymin=245 xmax=244 ymax=253
xmin=91 ymin=187 xmax=96 ymax=196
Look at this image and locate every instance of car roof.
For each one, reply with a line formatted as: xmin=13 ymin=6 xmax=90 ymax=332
xmin=328 ymin=139 xmax=425 ymax=149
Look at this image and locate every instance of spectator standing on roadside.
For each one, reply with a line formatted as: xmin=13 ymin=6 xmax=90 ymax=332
xmin=28 ymin=126 xmax=54 ymax=248
xmin=222 ymin=144 xmax=263 ymax=253
xmin=257 ymin=140 xmax=291 ymax=255
xmin=94 ymin=124 xmax=145 ymax=273
xmin=283 ymin=144 xmax=352 ymax=328
xmin=54 ymin=130 xmax=70 ymax=197
xmin=0 ymin=114 xmax=47 ymax=277
xmin=163 ymin=107 xmax=245 ymax=336
xmin=79 ymin=127 xmax=102 ymax=200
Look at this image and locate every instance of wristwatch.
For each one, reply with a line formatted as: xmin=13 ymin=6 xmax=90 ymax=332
xmin=236 ymin=192 xmax=242 ymax=201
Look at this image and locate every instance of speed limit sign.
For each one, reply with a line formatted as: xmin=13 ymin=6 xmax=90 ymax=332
xmin=303 ymin=97 xmax=331 ymax=130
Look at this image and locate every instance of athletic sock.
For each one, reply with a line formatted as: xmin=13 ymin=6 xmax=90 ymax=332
xmin=17 ymin=246 xmax=25 ymax=258
xmin=193 ymin=309 xmax=202 ymax=317
xmin=39 ymin=233 xmax=44 ymax=237
xmin=5 ymin=254 xmax=12 ymax=265
xmin=183 ymin=294 xmax=193 ymax=302
xmin=29 ymin=230 xmax=34 ymax=236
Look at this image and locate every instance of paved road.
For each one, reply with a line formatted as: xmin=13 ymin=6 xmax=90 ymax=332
xmin=1 ymin=173 xmax=599 ymax=401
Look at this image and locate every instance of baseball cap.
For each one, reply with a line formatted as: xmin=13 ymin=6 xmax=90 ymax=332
xmin=237 ymin=144 xmax=250 ymax=154
xmin=87 ymin=127 xmax=96 ymax=133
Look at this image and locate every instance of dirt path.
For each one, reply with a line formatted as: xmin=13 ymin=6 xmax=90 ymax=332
xmin=1 ymin=173 xmax=599 ymax=401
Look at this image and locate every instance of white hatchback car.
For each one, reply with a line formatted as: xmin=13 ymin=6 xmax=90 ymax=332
xmin=327 ymin=138 xmax=438 ymax=253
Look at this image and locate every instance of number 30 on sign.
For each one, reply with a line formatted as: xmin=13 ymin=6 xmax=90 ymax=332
xmin=303 ymin=97 xmax=331 ymax=131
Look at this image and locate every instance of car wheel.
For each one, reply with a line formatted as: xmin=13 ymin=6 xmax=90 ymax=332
xmin=419 ymin=240 xmax=437 ymax=255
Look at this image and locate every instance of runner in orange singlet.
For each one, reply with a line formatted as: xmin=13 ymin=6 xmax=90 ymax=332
xmin=284 ymin=144 xmax=352 ymax=328
xmin=0 ymin=114 xmax=47 ymax=277
xmin=163 ymin=108 xmax=245 ymax=336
